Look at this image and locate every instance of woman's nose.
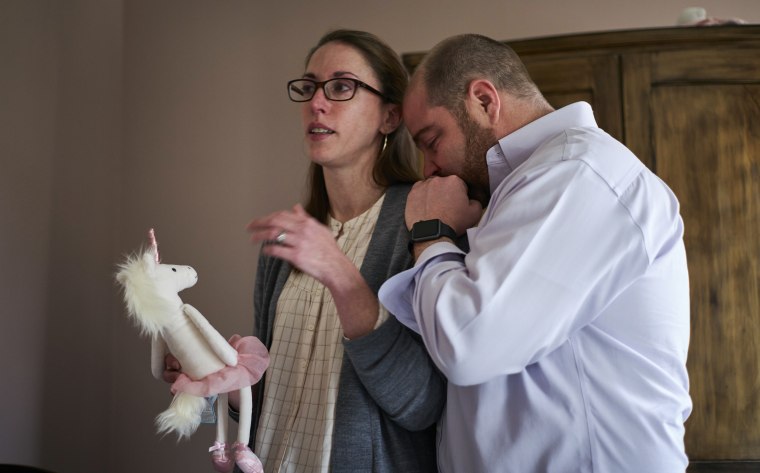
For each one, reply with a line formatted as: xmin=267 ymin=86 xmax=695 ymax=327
xmin=309 ymin=87 xmax=331 ymax=112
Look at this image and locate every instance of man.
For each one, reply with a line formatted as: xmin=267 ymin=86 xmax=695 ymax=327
xmin=379 ymin=34 xmax=692 ymax=472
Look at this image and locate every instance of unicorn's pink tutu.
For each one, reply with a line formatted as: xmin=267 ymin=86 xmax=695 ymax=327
xmin=171 ymin=335 xmax=269 ymax=396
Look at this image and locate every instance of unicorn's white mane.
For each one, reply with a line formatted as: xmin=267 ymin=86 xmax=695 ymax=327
xmin=116 ymin=249 xmax=185 ymax=338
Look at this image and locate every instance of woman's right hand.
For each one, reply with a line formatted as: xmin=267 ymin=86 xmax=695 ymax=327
xmin=246 ymin=204 xmax=349 ymax=287
xmin=248 ymin=203 xmax=382 ymax=339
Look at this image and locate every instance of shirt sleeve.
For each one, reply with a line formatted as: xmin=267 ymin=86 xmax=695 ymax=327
xmin=378 ymin=242 xmax=465 ymax=333
xmin=385 ymin=160 xmax=651 ymax=387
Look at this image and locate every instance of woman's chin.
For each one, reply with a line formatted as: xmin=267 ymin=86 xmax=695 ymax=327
xmin=307 ymin=151 xmax=334 ymax=166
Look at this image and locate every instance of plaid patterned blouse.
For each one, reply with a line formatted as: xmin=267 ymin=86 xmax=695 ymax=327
xmin=255 ymin=195 xmax=389 ymax=473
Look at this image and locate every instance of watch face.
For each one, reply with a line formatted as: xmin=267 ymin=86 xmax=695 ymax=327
xmin=412 ymin=219 xmax=441 ymax=240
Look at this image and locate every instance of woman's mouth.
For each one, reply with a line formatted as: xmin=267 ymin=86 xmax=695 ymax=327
xmin=309 ymin=127 xmax=335 ymax=135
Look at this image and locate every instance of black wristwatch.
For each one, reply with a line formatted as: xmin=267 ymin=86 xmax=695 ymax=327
xmin=408 ymin=219 xmax=458 ymax=253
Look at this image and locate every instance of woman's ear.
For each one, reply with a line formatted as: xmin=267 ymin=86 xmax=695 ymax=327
xmin=465 ymin=79 xmax=501 ymax=127
xmin=379 ymin=103 xmax=402 ymax=135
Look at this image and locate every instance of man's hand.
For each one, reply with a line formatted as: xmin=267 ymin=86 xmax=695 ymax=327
xmin=406 ymin=175 xmax=483 ymax=235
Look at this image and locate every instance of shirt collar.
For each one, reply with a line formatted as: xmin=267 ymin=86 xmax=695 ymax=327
xmin=486 ymin=101 xmax=597 ymax=193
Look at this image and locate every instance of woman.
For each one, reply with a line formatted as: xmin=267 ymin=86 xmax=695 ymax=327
xmin=238 ymin=30 xmax=443 ymax=472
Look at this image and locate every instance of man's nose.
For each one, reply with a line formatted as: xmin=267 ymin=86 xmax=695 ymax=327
xmin=423 ymin=158 xmax=440 ymax=178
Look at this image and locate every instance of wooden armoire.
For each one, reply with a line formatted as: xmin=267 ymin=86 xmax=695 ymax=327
xmin=403 ymin=26 xmax=760 ymax=472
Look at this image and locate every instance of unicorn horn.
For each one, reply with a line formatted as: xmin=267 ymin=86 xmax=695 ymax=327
xmin=148 ymin=228 xmax=160 ymax=263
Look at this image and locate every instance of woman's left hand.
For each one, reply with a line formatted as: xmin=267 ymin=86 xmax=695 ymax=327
xmin=246 ymin=204 xmax=351 ymax=286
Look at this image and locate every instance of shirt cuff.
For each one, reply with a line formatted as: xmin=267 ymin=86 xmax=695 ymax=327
xmin=379 ymin=241 xmax=465 ymax=334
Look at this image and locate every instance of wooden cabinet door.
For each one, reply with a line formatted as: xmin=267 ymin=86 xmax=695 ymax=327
xmin=625 ymin=46 xmax=760 ymax=468
xmin=521 ymin=54 xmax=623 ymax=142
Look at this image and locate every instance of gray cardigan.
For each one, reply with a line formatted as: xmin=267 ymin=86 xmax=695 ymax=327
xmin=240 ymin=184 xmax=444 ymax=473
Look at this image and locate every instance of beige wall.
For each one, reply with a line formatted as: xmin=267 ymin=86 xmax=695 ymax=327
xmin=2 ymin=1 xmax=758 ymax=472
xmin=0 ymin=0 xmax=59 ymax=464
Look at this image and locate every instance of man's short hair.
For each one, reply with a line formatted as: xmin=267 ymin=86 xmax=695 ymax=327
xmin=419 ymin=34 xmax=540 ymax=114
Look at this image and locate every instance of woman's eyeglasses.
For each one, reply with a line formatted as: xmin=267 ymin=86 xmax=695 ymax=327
xmin=287 ymin=78 xmax=388 ymax=102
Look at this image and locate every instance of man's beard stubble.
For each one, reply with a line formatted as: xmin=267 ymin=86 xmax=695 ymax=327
xmin=457 ymin=112 xmax=496 ymax=208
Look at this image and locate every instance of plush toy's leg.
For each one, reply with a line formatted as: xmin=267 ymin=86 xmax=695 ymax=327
xmin=209 ymin=393 xmax=234 ymax=473
xmin=216 ymin=394 xmax=229 ymax=444
xmin=237 ymin=387 xmax=252 ymax=446
xmin=233 ymin=387 xmax=263 ymax=473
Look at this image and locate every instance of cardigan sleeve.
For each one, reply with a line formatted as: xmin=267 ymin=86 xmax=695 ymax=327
xmin=342 ymin=316 xmax=445 ymax=431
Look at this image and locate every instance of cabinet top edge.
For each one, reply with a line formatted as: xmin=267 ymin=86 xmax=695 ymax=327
xmin=402 ymin=25 xmax=760 ymax=70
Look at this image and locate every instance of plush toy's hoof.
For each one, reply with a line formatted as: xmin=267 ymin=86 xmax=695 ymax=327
xmin=232 ymin=442 xmax=264 ymax=473
xmin=209 ymin=441 xmax=234 ymax=473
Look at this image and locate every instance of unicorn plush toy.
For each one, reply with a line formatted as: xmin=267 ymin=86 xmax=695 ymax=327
xmin=115 ymin=229 xmax=269 ymax=473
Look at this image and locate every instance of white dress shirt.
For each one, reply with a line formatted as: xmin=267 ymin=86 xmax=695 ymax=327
xmin=379 ymin=102 xmax=692 ymax=472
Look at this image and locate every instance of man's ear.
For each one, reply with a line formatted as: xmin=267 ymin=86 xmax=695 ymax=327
xmin=380 ymin=103 xmax=402 ymax=135
xmin=465 ymin=79 xmax=500 ymax=127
